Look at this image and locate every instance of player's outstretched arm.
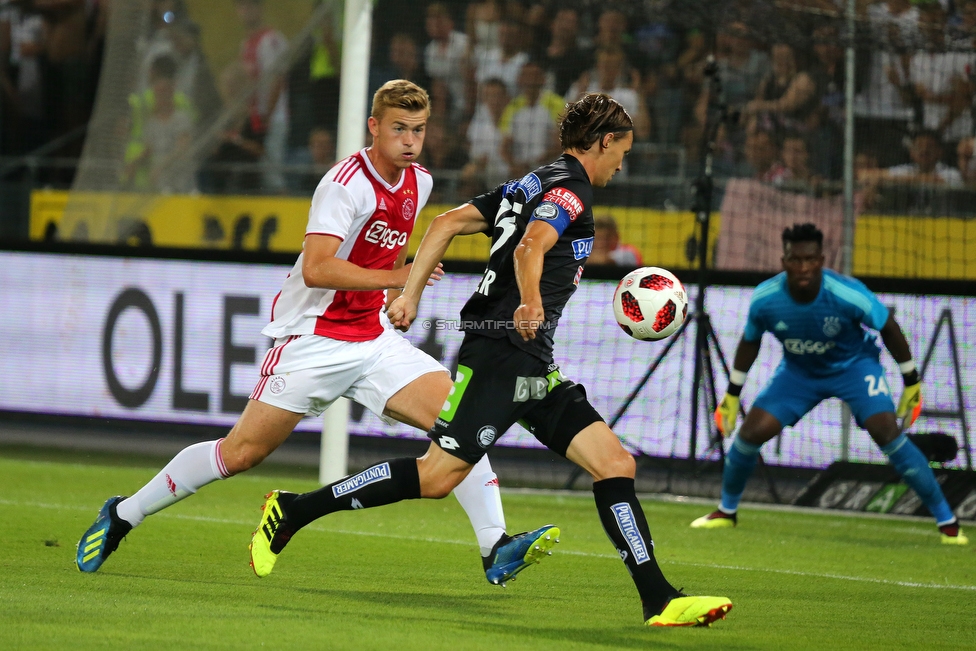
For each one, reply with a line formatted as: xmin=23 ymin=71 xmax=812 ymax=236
xmin=715 ymin=338 xmax=762 ymax=436
xmin=879 ymin=315 xmax=923 ymax=427
xmin=388 ymin=204 xmax=489 ymax=330
xmin=512 ymin=220 xmax=559 ymax=341
xmin=303 ymin=234 xmax=414 ymax=290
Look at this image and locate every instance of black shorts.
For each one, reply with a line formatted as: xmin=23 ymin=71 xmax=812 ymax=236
xmin=428 ymin=333 xmax=604 ymax=464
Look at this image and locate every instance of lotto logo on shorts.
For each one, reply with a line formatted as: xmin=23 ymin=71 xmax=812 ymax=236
xmin=332 ymin=462 xmax=391 ymax=497
xmin=269 ymin=376 xmax=286 ymax=394
xmin=611 ymin=503 xmax=650 ymax=564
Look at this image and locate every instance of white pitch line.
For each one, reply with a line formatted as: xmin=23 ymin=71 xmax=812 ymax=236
xmin=8 ymin=497 xmax=975 ymax=593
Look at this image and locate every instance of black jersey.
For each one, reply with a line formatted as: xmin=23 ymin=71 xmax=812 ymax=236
xmin=461 ymin=154 xmax=594 ymax=362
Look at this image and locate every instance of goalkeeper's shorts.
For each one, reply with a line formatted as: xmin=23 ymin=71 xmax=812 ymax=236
xmin=754 ymin=356 xmax=895 ymax=428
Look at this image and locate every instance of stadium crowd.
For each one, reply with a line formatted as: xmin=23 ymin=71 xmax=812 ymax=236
xmin=4 ymin=0 xmax=976 ymax=203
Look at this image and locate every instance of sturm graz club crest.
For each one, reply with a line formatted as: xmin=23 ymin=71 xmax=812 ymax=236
xmin=477 ymin=425 xmax=497 ymax=448
xmin=822 ymin=316 xmax=841 ymax=337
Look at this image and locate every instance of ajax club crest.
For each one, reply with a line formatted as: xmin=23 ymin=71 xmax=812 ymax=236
xmin=401 ymin=198 xmax=415 ymax=220
xmin=822 ymin=316 xmax=841 ymax=337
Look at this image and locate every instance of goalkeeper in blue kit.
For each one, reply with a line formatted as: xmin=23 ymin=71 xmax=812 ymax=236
xmin=692 ymin=223 xmax=968 ymax=545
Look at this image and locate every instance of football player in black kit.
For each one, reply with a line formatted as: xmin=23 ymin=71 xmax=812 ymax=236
xmin=251 ymin=93 xmax=732 ymax=627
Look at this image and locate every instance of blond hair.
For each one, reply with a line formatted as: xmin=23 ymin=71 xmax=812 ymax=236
xmin=371 ymin=80 xmax=430 ymax=121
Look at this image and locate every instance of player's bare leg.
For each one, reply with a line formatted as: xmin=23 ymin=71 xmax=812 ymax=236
xmin=566 ymin=422 xmax=732 ymax=626
xmin=864 ymin=412 xmax=967 ymax=543
xmin=220 ymin=400 xmax=307 ymax=474
xmin=77 ymin=400 xmax=304 ymax=572
xmin=381 ymin=370 xmax=453 ymax=430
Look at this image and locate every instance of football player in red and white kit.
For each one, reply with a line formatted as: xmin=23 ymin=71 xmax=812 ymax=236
xmin=77 ymin=81 xmax=556 ymax=586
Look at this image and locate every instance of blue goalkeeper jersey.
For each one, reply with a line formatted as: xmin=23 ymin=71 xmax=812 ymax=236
xmin=743 ymin=269 xmax=890 ymax=376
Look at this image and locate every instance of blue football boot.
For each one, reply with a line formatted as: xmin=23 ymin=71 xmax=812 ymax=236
xmin=77 ymin=496 xmax=132 ymax=572
xmin=483 ymin=524 xmax=560 ymax=586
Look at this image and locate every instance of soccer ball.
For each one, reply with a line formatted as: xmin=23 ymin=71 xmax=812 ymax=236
xmin=612 ymin=267 xmax=688 ymax=341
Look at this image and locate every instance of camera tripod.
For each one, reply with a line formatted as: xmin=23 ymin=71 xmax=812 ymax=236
xmin=565 ymin=57 xmax=781 ymax=502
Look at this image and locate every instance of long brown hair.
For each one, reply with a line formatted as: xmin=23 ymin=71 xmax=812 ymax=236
xmin=558 ymin=93 xmax=633 ymax=152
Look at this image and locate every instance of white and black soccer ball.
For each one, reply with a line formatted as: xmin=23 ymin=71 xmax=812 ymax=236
xmin=612 ymin=267 xmax=688 ymax=341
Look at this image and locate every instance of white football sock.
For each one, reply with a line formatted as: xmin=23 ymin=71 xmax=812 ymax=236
xmin=115 ymin=439 xmax=230 ymax=528
xmin=453 ymin=455 xmax=507 ymax=556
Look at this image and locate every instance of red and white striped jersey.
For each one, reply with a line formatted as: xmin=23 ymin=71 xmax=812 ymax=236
xmin=262 ymin=149 xmax=433 ymax=342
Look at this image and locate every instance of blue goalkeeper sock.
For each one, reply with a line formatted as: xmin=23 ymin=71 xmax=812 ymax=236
xmin=719 ymin=437 xmax=761 ymax=513
xmin=882 ymin=434 xmax=955 ymax=524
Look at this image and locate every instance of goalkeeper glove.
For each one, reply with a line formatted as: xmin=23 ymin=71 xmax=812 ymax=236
xmin=897 ymin=372 xmax=923 ymax=428
xmin=714 ymin=394 xmax=740 ymax=437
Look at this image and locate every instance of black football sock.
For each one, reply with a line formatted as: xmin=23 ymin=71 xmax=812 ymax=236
xmin=285 ymin=458 xmax=421 ymax=531
xmin=592 ymin=477 xmax=679 ymax=619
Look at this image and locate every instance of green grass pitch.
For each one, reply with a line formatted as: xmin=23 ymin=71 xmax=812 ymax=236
xmin=2 ymin=451 xmax=974 ymax=650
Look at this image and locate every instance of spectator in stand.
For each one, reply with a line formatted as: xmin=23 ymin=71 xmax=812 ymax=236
xmin=289 ymin=2 xmax=341 ymax=160
xmin=713 ymin=22 xmax=769 ymax=114
xmin=167 ymin=19 xmax=222 ymax=130
xmin=688 ymin=21 xmax=768 ymax=165
xmin=35 ymin=0 xmax=100 ymax=156
xmin=566 ymin=47 xmax=651 ymax=141
xmin=957 ymin=136 xmax=976 ymax=184
xmin=862 ymin=130 xmax=963 ymax=187
xmin=233 ymin=0 xmax=288 ymax=192
xmin=741 ymin=128 xmax=786 ymax=183
xmin=286 ymin=126 xmax=335 ymax=194
xmin=535 ymin=7 xmax=590 ymax=97
xmin=632 ymin=15 xmax=683 ymax=144
xmin=589 ymin=215 xmax=643 ymax=267
xmin=775 ymin=131 xmax=822 ymax=190
xmin=856 ymin=0 xmax=922 ymax=166
xmin=122 ymin=55 xmax=196 ymax=193
xmin=855 ymin=149 xmax=881 ymax=180
xmin=855 ymin=148 xmax=883 ymax=208
xmin=808 ymin=21 xmax=846 ymax=179
xmin=949 ymin=0 xmax=976 ymax=47
xmin=136 ymin=0 xmax=190 ymax=92
xmin=419 ymin=116 xmax=467 ymax=171
xmin=0 ymin=2 xmax=46 ymax=154
xmin=200 ymin=62 xmax=264 ymax=194
xmin=427 ymin=77 xmax=454 ymax=129
xmin=474 ymin=19 xmax=529 ymax=100
xmin=465 ymin=0 xmax=500 ymax=69
xmin=676 ymin=27 xmax=709 ymax=151
xmin=461 ymin=77 xmax=510 ymax=194
xmin=369 ymin=32 xmax=430 ymax=103
xmin=424 ymin=3 xmax=468 ymax=123
xmin=899 ymin=3 xmax=975 ymax=149
xmin=134 ymin=12 xmax=221 ymax=132
xmin=500 ymin=60 xmax=563 ymax=177
xmin=591 ymin=8 xmax=644 ymax=73
xmin=743 ymin=42 xmax=818 ymax=135
xmin=419 ymin=116 xmax=468 ymax=203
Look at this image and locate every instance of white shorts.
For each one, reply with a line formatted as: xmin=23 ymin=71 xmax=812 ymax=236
xmin=249 ymin=329 xmax=448 ymax=419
